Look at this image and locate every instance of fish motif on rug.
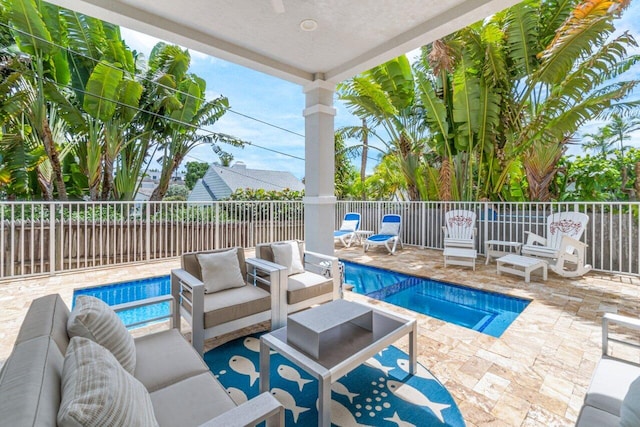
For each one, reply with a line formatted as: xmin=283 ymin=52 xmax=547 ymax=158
xmin=204 ymin=334 xmax=465 ymax=426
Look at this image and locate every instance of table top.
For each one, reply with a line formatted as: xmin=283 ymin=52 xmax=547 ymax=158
xmin=287 ymin=299 xmax=370 ymax=334
xmin=486 ymin=240 xmax=522 ymax=246
xmin=497 ymin=254 xmax=545 ymax=266
xmin=261 ymin=302 xmax=414 ymax=375
xmin=354 ymin=230 xmax=373 ymax=235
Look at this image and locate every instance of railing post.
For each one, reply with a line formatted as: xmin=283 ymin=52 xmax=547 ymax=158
xmin=483 ymin=202 xmax=489 ymax=255
xmin=215 ymin=203 xmax=220 ymax=250
xmin=421 ymin=202 xmax=426 ymax=248
xmin=49 ymin=203 xmax=56 ymax=275
xmin=270 ymin=202 xmax=274 ymax=243
xmin=145 ymin=202 xmax=151 ymax=261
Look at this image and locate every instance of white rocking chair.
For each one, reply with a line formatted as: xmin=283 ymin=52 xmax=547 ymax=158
xmin=522 ymin=211 xmax=592 ymax=278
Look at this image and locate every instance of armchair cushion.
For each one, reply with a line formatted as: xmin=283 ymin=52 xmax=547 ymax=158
xmin=271 ymin=241 xmax=305 ymax=276
xmin=67 ymin=295 xmax=136 ymax=374
xmin=287 ymin=271 xmax=334 ymax=305
xmin=197 ymin=249 xmax=245 ymax=294
xmin=201 ymin=286 xmax=272 ymax=329
xmin=58 ymin=337 xmax=158 ymax=427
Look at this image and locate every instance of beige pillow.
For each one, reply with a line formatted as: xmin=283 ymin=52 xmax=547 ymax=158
xmin=58 ymin=336 xmax=159 ymax=427
xmin=197 ymin=248 xmax=245 ymax=293
xmin=67 ymin=295 xmax=136 ymax=374
xmin=272 ymin=241 xmax=305 ymax=275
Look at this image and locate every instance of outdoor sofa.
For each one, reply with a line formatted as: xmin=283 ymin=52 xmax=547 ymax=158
xmin=0 ymin=293 xmax=283 ymax=426
xmin=576 ymin=313 xmax=640 ymax=426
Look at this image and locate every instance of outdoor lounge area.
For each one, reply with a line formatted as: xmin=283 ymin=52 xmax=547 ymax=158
xmin=1 ymin=243 xmax=639 ymax=426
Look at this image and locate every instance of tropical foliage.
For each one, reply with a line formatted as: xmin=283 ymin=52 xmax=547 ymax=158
xmin=337 ymin=0 xmax=639 ymax=202
xmin=0 ymin=0 xmax=240 ymax=201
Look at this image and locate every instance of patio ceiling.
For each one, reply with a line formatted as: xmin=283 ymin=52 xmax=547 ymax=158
xmin=46 ymin=0 xmax=522 ymax=85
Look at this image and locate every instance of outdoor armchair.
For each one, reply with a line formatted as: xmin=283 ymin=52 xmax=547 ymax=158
xmin=442 ymin=209 xmax=477 ymax=249
xmin=171 ymin=247 xmax=286 ymax=356
xmin=255 ymin=240 xmax=340 ymax=316
xmin=521 ymin=211 xmax=591 ymax=277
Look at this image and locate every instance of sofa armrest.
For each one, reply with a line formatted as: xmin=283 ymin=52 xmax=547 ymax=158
xmin=524 ymin=231 xmax=546 ymax=246
xmin=602 ymin=313 xmax=640 ymax=357
xmin=111 ymin=295 xmax=175 ymax=329
xmin=198 ymin=392 xmax=284 ymax=427
xmin=304 ymin=251 xmax=340 ymax=301
xmin=246 ymin=257 xmax=287 ymax=329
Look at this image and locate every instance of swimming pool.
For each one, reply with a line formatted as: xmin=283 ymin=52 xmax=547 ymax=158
xmin=342 ymin=261 xmax=529 ymax=337
xmin=73 ymin=275 xmax=170 ymax=328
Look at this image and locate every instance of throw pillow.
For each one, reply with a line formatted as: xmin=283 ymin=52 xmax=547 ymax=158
xmin=620 ymin=376 xmax=640 ymax=427
xmin=67 ymin=295 xmax=136 ymax=374
xmin=58 ymin=336 xmax=159 ymax=427
xmin=379 ymin=221 xmax=399 ymax=235
xmin=197 ymin=248 xmax=246 ymax=294
xmin=272 ymin=241 xmax=305 ymax=275
xmin=339 ymin=219 xmax=359 ymax=231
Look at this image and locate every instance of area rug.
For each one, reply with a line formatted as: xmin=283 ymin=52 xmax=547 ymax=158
xmin=204 ymin=334 xmax=465 ymax=427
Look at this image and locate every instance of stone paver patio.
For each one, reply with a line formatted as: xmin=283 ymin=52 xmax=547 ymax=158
xmin=1 ymin=245 xmax=638 ymax=426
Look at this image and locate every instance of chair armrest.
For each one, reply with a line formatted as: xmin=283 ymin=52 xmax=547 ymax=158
xmin=246 ymin=257 xmax=287 ymax=330
xmin=602 ymin=313 xmax=640 ymax=357
xmin=112 ymin=295 xmax=175 ymax=330
xmin=304 ymin=251 xmax=340 ymax=300
xmin=559 ymin=235 xmax=588 ymax=251
xmin=171 ymin=268 xmax=206 ymax=355
xmin=198 ymin=392 xmax=284 ymax=427
xmin=524 ymin=231 xmax=546 ymax=246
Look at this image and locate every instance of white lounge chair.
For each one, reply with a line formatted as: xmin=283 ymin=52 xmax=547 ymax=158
xmin=521 ymin=211 xmax=591 ymax=277
xmin=334 ymin=212 xmax=361 ymax=247
xmin=364 ymin=214 xmax=402 ymax=254
xmin=442 ymin=209 xmax=477 ymax=249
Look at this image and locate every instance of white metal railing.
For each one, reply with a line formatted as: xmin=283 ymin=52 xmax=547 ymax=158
xmin=0 ymin=200 xmax=638 ymax=279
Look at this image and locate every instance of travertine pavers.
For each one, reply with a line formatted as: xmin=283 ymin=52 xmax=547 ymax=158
xmin=0 ymin=245 xmax=638 ymax=426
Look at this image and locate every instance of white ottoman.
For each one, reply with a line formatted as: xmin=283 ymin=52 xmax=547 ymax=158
xmin=497 ymin=254 xmax=547 ymax=283
xmin=443 ymin=248 xmax=477 ymax=271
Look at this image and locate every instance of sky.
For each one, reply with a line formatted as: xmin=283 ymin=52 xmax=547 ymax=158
xmin=120 ymin=1 xmax=640 ymax=180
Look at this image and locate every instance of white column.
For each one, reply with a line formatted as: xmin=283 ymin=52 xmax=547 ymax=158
xmin=303 ymin=79 xmax=336 ymax=255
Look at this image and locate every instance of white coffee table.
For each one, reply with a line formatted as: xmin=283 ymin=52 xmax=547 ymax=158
xmin=496 ymin=254 xmax=547 ymax=283
xmin=443 ymin=247 xmax=477 ymax=270
xmin=259 ymin=300 xmax=416 ymax=427
xmin=485 ymin=240 xmax=523 ymax=264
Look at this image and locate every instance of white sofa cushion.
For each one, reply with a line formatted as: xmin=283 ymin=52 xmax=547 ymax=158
xmin=67 ymin=295 xmax=136 ymax=374
xmin=584 ymin=357 xmax=640 ymax=416
xmin=58 ymin=336 xmax=158 ymax=427
xmin=197 ymin=248 xmax=245 ymax=293
xmin=272 ymin=241 xmax=304 ymax=275
xmin=620 ymin=376 xmax=640 ymax=427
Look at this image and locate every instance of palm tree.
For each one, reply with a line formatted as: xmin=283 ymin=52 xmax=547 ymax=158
xmin=339 ymin=56 xmax=432 ymax=201
xmin=583 ymin=128 xmax=615 ymax=156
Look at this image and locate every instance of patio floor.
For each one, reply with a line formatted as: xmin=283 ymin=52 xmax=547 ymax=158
xmin=1 ymin=245 xmax=639 ymax=426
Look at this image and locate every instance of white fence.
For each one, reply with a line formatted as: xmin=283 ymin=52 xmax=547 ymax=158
xmin=0 ymin=200 xmax=638 ymax=279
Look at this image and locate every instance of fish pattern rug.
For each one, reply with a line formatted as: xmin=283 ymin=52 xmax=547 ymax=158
xmin=204 ymin=334 xmax=465 ymax=427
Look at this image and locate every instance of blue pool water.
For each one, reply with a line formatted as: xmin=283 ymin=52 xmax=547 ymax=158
xmin=73 ymin=275 xmax=170 ymax=328
xmin=343 ymin=261 xmax=529 ymax=337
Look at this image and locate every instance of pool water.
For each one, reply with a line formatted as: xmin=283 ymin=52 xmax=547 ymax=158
xmin=73 ymin=275 xmax=170 ymax=328
xmin=343 ymin=261 xmax=529 ymax=338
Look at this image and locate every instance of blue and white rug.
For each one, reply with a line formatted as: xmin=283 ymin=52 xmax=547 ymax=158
xmin=204 ymin=334 xmax=465 ymax=427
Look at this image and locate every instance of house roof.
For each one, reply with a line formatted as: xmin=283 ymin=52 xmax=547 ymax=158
xmin=45 ymin=0 xmax=521 ymax=85
xmin=212 ymin=163 xmax=304 ymax=193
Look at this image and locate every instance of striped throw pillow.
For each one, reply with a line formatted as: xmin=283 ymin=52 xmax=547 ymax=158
xmin=58 ymin=336 xmax=158 ymax=427
xmin=67 ymin=295 xmax=136 ymax=374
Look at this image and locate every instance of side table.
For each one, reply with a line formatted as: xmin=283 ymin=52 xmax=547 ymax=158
xmin=485 ymin=240 xmax=522 ymax=264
